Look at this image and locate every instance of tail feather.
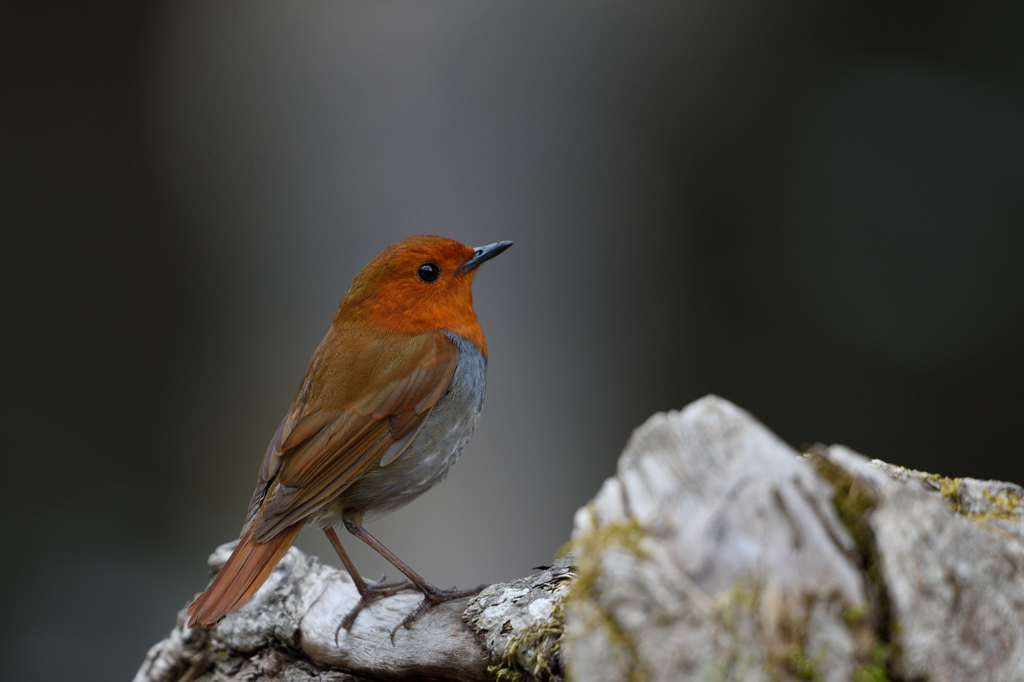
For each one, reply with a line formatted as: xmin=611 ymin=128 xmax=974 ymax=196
xmin=187 ymin=524 xmax=301 ymax=627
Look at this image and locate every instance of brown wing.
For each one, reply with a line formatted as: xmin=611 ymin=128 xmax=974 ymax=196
xmin=245 ymin=328 xmax=458 ymax=543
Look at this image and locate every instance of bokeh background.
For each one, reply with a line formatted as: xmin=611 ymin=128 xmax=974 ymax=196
xmin=3 ymin=1 xmax=1024 ymax=679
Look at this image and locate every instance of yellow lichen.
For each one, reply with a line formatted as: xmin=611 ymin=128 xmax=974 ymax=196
xmin=842 ymin=602 xmax=869 ymax=626
xmin=713 ymin=582 xmax=760 ymax=634
xmin=918 ymin=473 xmax=1023 ymax=534
xmin=490 ymin=596 xmax=567 ymax=682
xmin=564 ymin=508 xmax=647 ymax=682
xmin=920 ymin=473 xmax=964 ymax=513
xmin=568 ymin=511 xmax=647 ymax=606
xmin=851 ymin=641 xmax=891 ymax=682
xmin=804 ymin=447 xmax=894 ymax=681
xmin=806 ymin=450 xmax=879 ymax=552
xmin=979 ymin=488 xmax=1022 ymax=520
xmin=786 ymin=648 xmax=825 ymax=682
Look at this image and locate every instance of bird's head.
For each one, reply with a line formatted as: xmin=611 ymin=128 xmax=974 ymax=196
xmin=336 ymin=235 xmax=512 ymax=355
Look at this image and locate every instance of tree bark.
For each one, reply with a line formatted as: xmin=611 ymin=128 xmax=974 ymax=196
xmin=136 ymin=395 xmax=1024 ymax=682
xmin=135 ymin=542 xmax=574 ymax=682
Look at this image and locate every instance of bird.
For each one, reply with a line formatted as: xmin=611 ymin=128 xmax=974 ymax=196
xmin=187 ymin=235 xmax=512 ymax=633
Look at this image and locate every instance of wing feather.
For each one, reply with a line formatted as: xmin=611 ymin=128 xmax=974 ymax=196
xmin=245 ymin=329 xmax=459 ymax=543
xmin=280 ymin=409 xmax=336 ymax=451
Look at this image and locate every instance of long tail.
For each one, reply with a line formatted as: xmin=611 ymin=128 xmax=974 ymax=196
xmin=187 ymin=524 xmax=302 ymax=627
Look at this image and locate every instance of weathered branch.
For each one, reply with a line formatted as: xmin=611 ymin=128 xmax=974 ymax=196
xmin=135 ymin=540 xmax=574 ymax=682
xmin=137 ymin=395 xmax=1024 ymax=682
xmin=563 ymin=396 xmax=1024 ymax=682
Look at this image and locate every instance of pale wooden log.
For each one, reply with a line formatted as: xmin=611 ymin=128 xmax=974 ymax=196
xmin=134 ymin=542 xmax=573 ymax=682
xmin=137 ymin=395 xmax=1024 ymax=682
xmin=562 ymin=395 xmax=1024 ymax=682
xmin=816 ymin=444 xmax=1024 ymax=681
xmin=562 ymin=396 xmax=871 ymax=682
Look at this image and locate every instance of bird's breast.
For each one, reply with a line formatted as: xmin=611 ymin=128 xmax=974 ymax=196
xmin=327 ymin=331 xmax=486 ymax=522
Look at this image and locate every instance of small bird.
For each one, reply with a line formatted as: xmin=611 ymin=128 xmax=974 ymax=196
xmin=187 ymin=235 xmax=512 ymax=632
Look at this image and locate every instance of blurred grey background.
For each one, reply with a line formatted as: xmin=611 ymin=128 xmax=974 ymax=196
xmin=3 ymin=1 xmax=1024 ymax=679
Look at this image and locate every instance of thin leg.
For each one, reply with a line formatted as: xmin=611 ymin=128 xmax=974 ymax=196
xmin=341 ymin=519 xmax=433 ymax=591
xmin=325 ymin=527 xmax=367 ymax=590
xmin=323 ymin=527 xmax=416 ymax=632
xmin=342 ymin=517 xmax=486 ymax=638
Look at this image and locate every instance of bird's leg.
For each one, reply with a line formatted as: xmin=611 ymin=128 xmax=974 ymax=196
xmin=323 ymin=527 xmax=416 ymax=633
xmin=342 ymin=517 xmax=486 ymax=640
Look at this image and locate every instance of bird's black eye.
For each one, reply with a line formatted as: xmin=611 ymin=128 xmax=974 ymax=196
xmin=417 ymin=262 xmax=441 ymax=283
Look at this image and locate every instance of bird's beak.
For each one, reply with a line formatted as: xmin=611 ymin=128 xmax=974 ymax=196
xmin=456 ymin=241 xmax=513 ymax=273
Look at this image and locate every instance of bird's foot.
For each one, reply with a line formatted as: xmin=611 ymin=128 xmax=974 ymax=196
xmin=337 ymin=578 xmax=417 ymax=634
xmin=389 ymin=583 xmax=488 ymax=643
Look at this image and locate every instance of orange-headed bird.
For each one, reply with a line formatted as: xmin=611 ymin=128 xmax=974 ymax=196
xmin=187 ymin=235 xmax=512 ymax=632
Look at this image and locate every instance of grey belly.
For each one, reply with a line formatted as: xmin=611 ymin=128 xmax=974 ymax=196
xmin=328 ymin=331 xmax=486 ymax=523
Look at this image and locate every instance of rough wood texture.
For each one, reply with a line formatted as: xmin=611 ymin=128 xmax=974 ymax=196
xmin=563 ymin=395 xmax=1024 ymax=681
xmin=134 ymin=541 xmax=573 ymax=682
xmin=818 ymin=444 xmax=1024 ymax=681
xmin=563 ymin=396 xmax=871 ymax=682
xmin=137 ymin=395 xmax=1024 ymax=681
